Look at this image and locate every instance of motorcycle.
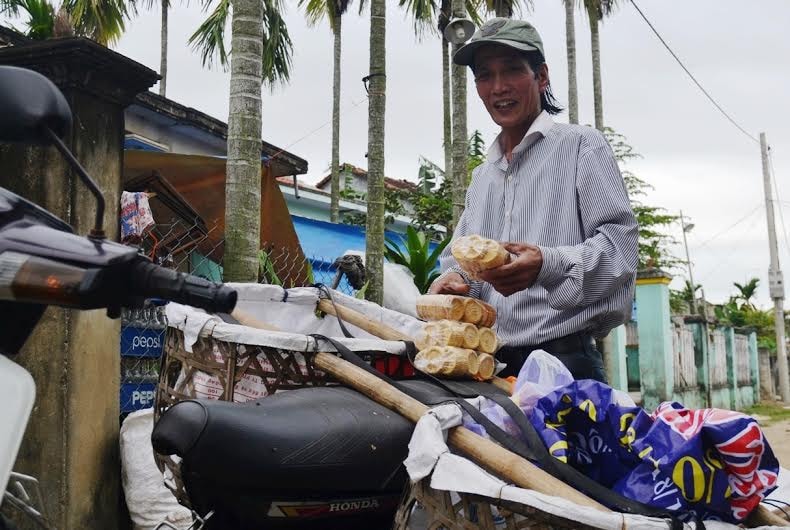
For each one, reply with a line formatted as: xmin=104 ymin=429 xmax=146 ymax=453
xmin=0 ymin=65 xmax=237 ymax=529
xmin=0 ymin=64 xmax=494 ymax=530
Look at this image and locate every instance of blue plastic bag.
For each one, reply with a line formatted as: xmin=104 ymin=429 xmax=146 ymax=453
xmin=530 ymin=380 xmax=780 ymax=522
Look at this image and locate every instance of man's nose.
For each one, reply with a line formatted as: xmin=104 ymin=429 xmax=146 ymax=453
xmin=491 ymin=72 xmax=508 ymax=94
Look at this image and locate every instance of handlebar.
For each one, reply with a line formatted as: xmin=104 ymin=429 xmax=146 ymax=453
xmin=129 ymin=259 xmax=237 ymax=314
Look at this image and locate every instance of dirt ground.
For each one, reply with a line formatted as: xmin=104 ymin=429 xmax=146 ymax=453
xmin=762 ymin=418 xmax=790 ymax=467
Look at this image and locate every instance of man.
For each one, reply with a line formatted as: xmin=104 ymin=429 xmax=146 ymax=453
xmin=430 ymin=18 xmax=638 ymax=382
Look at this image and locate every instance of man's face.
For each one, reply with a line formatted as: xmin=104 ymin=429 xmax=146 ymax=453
xmin=472 ymin=45 xmax=548 ymax=131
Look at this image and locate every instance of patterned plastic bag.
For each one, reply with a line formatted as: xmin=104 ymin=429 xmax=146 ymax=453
xmin=530 ymin=380 xmax=779 ymax=522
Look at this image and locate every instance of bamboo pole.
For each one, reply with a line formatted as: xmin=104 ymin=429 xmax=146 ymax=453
xmin=230 ymin=305 xmax=786 ymax=527
xmin=312 ymin=350 xmax=607 ymax=511
xmin=317 ymin=298 xmax=513 ymax=393
xmin=748 ymin=505 xmax=790 ymax=527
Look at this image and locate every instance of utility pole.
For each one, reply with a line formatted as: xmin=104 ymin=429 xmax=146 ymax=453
xmin=760 ymin=132 xmax=789 ymax=402
xmin=680 ymin=210 xmax=697 ymax=314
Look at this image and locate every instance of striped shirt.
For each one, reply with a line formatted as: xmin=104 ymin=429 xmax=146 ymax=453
xmin=438 ymin=111 xmax=638 ymax=346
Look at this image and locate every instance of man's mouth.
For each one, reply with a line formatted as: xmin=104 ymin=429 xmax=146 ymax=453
xmin=493 ymin=100 xmax=517 ymax=110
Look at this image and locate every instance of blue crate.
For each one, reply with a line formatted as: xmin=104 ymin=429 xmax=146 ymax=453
xmin=120 ymin=382 xmax=157 ymax=413
xmin=120 ymin=326 xmax=165 ymax=358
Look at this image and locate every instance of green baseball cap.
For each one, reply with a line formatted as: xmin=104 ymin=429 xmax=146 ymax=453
xmin=453 ymin=18 xmax=545 ymax=67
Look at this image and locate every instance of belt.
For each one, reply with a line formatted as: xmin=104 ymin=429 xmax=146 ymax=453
xmin=525 ymin=333 xmax=595 ymax=355
xmin=518 ymin=332 xmax=594 ymax=357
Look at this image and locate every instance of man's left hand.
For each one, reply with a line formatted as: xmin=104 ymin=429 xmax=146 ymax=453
xmin=478 ymin=242 xmax=543 ymax=297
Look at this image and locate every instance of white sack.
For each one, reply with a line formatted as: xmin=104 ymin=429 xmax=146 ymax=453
xmin=120 ymin=408 xmax=191 ymax=530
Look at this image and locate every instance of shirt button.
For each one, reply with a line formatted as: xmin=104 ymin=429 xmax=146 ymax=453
xmin=505 ymin=211 xmax=511 ymax=217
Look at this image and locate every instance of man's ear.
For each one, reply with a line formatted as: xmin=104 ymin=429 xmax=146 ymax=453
xmin=537 ymin=63 xmax=550 ymax=92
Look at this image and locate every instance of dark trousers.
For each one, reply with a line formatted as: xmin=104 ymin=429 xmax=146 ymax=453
xmin=496 ymin=334 xmax=607 ymax=383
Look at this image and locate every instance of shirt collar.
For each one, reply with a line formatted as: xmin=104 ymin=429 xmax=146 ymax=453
xmin=486 ymin=110 xmax=555 ymax=163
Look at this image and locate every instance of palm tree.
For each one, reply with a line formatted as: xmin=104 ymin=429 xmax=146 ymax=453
xmin=1 ymin=0 xmax=130 ymax=44
xmin=299 ymin=0 xmax=355 ymax=224
xmin=681 ymin=279 xmax=701 ymax=310
xmin=564 ymin=0 xmax=578 ymax=124
xmin=734 ymin=278 xmax=759 ymax=310
xmin=399 ymin=0 xmax=480 ymax=205
xmin=482 ymin=0 xmax=530 ymax=18
xmin=190 ymin=0 xmax=293 ymax=281
xmin=365 ymin=0 xmax=386 ymax=303
xmin=159 ymin=0 xmax=168 ymax=95
xmin=449 ymin=0 xmax=468 ymax=230
xmin=583 ymin=0 xmax=619 ymax=131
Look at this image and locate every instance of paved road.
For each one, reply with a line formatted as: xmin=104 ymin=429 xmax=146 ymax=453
xmin=762 ymin=418 xmax=790 ymax=467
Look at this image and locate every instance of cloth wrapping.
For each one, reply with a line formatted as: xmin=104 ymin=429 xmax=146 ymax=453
xmin=530 ymin=381 xmax=780 ymax=522
xmin=120 ymin=191 xmax=155 ymax=242
xmin=403 ymin=399 xmax=788 ymax=530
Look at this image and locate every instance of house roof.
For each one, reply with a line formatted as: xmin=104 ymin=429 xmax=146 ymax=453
xmin=131 ymin=91 xmax=308 ymax=178
xmin=314 ymin=164 xmax=418 ymax=192
xmin=0 ymin=26 xmax=29 ymax=47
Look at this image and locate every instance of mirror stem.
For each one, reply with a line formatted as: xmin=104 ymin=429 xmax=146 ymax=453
xmin=44 ymin=127 xmax=106 ymax=240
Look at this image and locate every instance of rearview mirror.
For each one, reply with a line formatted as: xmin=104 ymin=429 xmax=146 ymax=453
xmin=0 ymin=66 xmax=72 ymax=144
xmin=0 ymin=66 xmax=107 ymax=238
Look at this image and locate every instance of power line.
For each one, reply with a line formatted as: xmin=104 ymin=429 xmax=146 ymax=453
xmin=692 ymin=203 xmax=763 ymax=251
xmin=696 ymin=211 xmax=765 ymax=282
xmin=268 ymin=96 xmax=369 ymax=162
xmin=629 ymin=0 xmax=759 ymax=144
xmin=768 ymin=147 xmax=790 ymax=258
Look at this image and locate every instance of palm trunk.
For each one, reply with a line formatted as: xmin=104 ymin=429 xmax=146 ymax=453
xmin=495 ymin=2 xmax=511 ymax=17
xmin=159 ymin=0 xmax=168 ymax=96
xmin=224 ymin=0 xmax=264 ymax=281
xmin=329 ymin=16 xmax=342 ymax=223
xmin=365 ymin=0 xmax=386 ymax=304
xmin=442 ymin=36 xmax=452 ymax=184
xmin=450 ymin=0 xmax=467 ymax=230
xmin=564 ymin=0 xmax=578 ymax=124
xmin=589 ymin=9 xmax=604 ymax=131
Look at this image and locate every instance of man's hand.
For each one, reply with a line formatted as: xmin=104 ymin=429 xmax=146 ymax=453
xmin=428 ymin=272 xmax=470 ymax=295
xmin=478 ymin=242 xmax=543 ymax=297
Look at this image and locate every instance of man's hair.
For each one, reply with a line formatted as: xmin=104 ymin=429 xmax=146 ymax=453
xmin=523 ymin=52 xmax=564 ymax=116
xmin=471 ymin=49 xmax=564 ymax=116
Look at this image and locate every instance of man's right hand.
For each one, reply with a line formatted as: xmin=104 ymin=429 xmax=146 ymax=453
xmin=428 ymin=272 xmax=470 ymax=295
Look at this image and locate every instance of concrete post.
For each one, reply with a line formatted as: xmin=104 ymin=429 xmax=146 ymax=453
xmin=0 ymin=38 xmax=157 ymax=529
xmin=685 ymin=316 xmax=711 ymax=408
xmin=604 ymin=325 xmax=629 ymax=392
xmin=723 ymin=327 xmax=737 ymax=410
xmin=635 ymin=269 xmax=674 ymax=411
xmin=759 ymin=347 xmax=775 ymax=401
xmin=749 ymin=331 xmax=760 ymax=405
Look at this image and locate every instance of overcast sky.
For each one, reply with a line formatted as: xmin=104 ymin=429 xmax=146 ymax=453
xmin=7 ymin=1 xmax=789 ymax=307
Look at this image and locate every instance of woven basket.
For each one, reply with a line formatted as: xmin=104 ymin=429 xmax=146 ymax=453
xmin=153 ymin=325 xmax=416 ymax=508
xmin=394 ymin=480 xmax=603 ymax=530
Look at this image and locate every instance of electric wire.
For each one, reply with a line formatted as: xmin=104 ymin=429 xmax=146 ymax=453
xmin=768 ymin=147 xmax=790 ymax=260
xmin=692 ymin=204 xmax=763 ymax=251
xmin=268 ymin=96 xmax=369 ymax=162
xmin=629 ymin=0 xmax=759 ymax=144
xmin=696 ymin=210 xmax=765 ymax=282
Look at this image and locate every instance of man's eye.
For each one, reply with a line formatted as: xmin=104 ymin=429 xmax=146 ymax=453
xmin=475 ymin=73 xmax=490 ymax=82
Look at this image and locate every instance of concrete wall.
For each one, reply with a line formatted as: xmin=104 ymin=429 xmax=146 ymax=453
xmin=628 ymin=270 xmax=761 ymax=412
xmin=0 ymin=38 xmax=157 ymax=529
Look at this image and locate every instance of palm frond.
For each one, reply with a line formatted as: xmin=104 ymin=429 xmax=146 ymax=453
xmin=398 ymin=0 xmax=437 ymax=40
xmin=261 ymin=0 xmax=293 ymax=86
xmin=188 ymin=0 xmax=229 ymax=68
xmin=63 ymin=0 xmax=131 ymax=45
